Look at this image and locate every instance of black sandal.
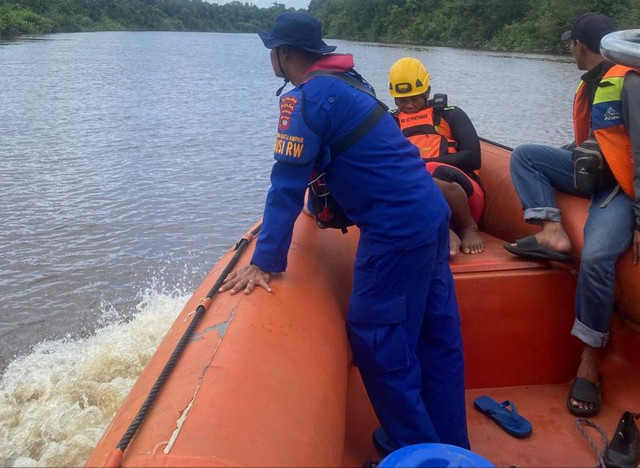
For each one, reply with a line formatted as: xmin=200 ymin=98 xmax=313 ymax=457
xmin=567 ymin=377 xmax=602 ymax=417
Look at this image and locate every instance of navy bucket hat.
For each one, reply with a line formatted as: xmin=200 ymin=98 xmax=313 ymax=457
xmin=258 ymin=12 xmax=336 ymax=54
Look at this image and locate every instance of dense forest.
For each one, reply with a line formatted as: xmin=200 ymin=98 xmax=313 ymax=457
xmin=1 ymin=0 xmax=638 ymax=52
xmin=0 ymin=0 xmax=292 ymax=37
xmin=308 ymin=0 xmax=639 ymax=51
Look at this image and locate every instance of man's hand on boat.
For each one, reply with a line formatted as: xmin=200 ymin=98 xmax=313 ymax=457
xmin=219 ymin=265 xmax=273 ymax=295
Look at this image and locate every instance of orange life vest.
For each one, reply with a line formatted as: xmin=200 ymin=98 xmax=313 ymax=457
xmin=574 ymin=64 xmax=637 ymax=198
xmin=397 ymin=107 xmax=457 ymax=160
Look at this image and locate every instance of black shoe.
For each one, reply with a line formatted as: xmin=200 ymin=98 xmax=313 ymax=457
xmin=372 ymin=426 xmax=400 ymax=456
xmin=602 ymin=411 xmax=639 ymax=468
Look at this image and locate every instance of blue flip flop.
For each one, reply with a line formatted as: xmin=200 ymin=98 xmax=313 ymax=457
xmin=474 ymin=396 xmax=532 ymax=438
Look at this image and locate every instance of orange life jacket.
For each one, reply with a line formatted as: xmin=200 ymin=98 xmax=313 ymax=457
xmin=397 ymin=107 xmax=457 ymax=160
xmin=574 ymin=64 xmax=637 ymax=198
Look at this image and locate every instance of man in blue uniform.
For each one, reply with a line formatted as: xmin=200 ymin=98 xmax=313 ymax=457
xmin=220 ymin=12 xmax=469 ymax=454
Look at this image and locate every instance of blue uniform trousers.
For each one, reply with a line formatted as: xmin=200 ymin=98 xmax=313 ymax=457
xmin=347 ymin=217 xmax=469 ymax=450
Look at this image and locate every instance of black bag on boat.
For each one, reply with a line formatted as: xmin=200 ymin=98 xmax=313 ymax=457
xmin=572 ymin=138 xmax=617 ymax=196
xmin=308 ymin=170 xmax=354 ymax=233
xmin=602 ymin=411 xmax=639 ymax=468
xmin=576 ymin=412 xmax=639 ymax=468
xmin=300 ymin=69 xmax=388 ymax=234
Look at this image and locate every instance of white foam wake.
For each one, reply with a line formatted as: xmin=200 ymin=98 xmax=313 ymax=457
xmin=0 ymin=289 xmax=189 ymax=467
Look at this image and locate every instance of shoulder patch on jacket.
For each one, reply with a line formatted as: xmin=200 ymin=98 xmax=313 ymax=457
xmin=279 ymin=96 xmax=299 ymax=131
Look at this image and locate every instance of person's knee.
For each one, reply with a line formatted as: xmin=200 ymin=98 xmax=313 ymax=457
xmin=511 ymin=143 xmax=536 ymax=165
xmin=434 ymin=177 xmax=471 ymax=199
xmin=347 ymin=301 xmax=412 ymax=373
xmin=580 ymin=246 xmax=618 ymax=274
xmin=436 ymin=180 xmax=457 ymax=197
xmin=513 ymin=143 xmax=551 ymax=162
xmin=450 ymin=181 xmax=467 ymax=197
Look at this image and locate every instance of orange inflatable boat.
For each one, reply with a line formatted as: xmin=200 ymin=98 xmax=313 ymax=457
xmin=85 ymin=140 xmax=640 ymax=467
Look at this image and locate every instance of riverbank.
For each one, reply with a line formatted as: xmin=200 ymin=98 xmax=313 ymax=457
xmin=0 ymin=0 xmax=285 ymax=39
xmin=2 ymin=0 xmax=635 ymax=53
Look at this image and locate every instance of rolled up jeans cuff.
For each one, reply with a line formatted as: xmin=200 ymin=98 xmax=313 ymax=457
xmin=571 ymin=319 xmax=609 ymax=348
xmin=523 ymin=207 xmax=563 ymax=225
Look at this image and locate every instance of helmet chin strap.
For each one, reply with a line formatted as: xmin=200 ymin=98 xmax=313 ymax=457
xmin=275 ymin=46 xmax=290 ymax=96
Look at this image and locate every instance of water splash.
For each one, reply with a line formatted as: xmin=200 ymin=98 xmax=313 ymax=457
xmin=0 ymin=289 xmax=189 ymax=467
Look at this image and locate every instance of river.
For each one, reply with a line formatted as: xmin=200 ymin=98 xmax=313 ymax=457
xmin=0 ymin=31 xmax=576 ymax=466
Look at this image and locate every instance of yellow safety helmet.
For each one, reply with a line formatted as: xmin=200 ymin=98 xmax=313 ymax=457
xmin=388 ymin=57 xmax=430 ymax=98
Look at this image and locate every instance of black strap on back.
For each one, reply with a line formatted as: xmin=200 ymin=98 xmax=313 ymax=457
xmin=428 ymin=93 xmax=448 ymax=127
xmin=300 ymin=70 xmax=389 ymax=155
xmin=301 ymin=70 xmax=383 ymax=101
xmin=331 ymin=105 xmax=387 ymax=154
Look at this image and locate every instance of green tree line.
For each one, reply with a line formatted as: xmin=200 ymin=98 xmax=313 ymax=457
xmin=1 ymin=0 xmax=638 ymax=52
xmin=0 ymin=0 xmax=293 ymax=38
xmin=308 ymin=0 xmax=639 ymax=52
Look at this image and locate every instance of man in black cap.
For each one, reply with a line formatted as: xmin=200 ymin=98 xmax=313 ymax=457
xmin=505 ymin=12 xmax=640 ymax=417
xmin=560 ymin=12 xmax=617 ymax=57
xmin=221 ymin=11 xmax=470 ymax=457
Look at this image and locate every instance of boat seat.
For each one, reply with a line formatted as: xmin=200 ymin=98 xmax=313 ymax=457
xmin=478 ymin=141 xmax=640 ymax=370
xmin=449 ymin=232 xmax=582 ymax=389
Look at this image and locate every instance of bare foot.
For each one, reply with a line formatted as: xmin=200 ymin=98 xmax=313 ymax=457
xmin=534 ymin=221 xmax=572 ymax=253
xmin=449 ymin=229 xmax=461 ymax=257
xmin=569 ymin=346 xmax=601 ymax=412
xmin=459 ymin=225 xmax=485 ymax=254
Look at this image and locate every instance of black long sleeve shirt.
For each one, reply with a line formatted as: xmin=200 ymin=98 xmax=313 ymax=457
xmin=432 ymin=106 xmax=481 ymax=174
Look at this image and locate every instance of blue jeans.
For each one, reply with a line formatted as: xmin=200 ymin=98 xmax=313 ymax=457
xmin=510 ymin=144 xmax=635 ymax=347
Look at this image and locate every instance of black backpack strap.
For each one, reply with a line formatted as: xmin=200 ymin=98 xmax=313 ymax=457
xmin=301 ymin=70 xmax=384 ymax=103
xmin=331 ymin=105 xmax=387 ymax=154
xmin=300 ymin=70 xmax=389 ymax=155
xmin=428 ymin=93 xmax=448 ymax=127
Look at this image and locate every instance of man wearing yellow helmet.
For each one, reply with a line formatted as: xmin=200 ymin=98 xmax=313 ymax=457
xmin=389 ymin=57 xmax=485 ymax=256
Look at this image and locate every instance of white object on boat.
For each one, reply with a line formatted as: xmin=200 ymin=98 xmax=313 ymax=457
xmin=601 ymin=29 xmax=640 ymax=68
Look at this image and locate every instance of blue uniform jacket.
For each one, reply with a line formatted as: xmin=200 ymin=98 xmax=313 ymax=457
xmin=251 ymin=63 xmax=449 ymax=273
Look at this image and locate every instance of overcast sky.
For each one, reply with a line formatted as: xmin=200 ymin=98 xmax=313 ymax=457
xmin=208 ymin=0 xmax=310 ymax=9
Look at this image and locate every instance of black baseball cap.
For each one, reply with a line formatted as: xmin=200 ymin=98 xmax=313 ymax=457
xmin=258 ymin=12 xmax=336 ymax=54
xmin=560 ymin=12 xmax=617 ymax=53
